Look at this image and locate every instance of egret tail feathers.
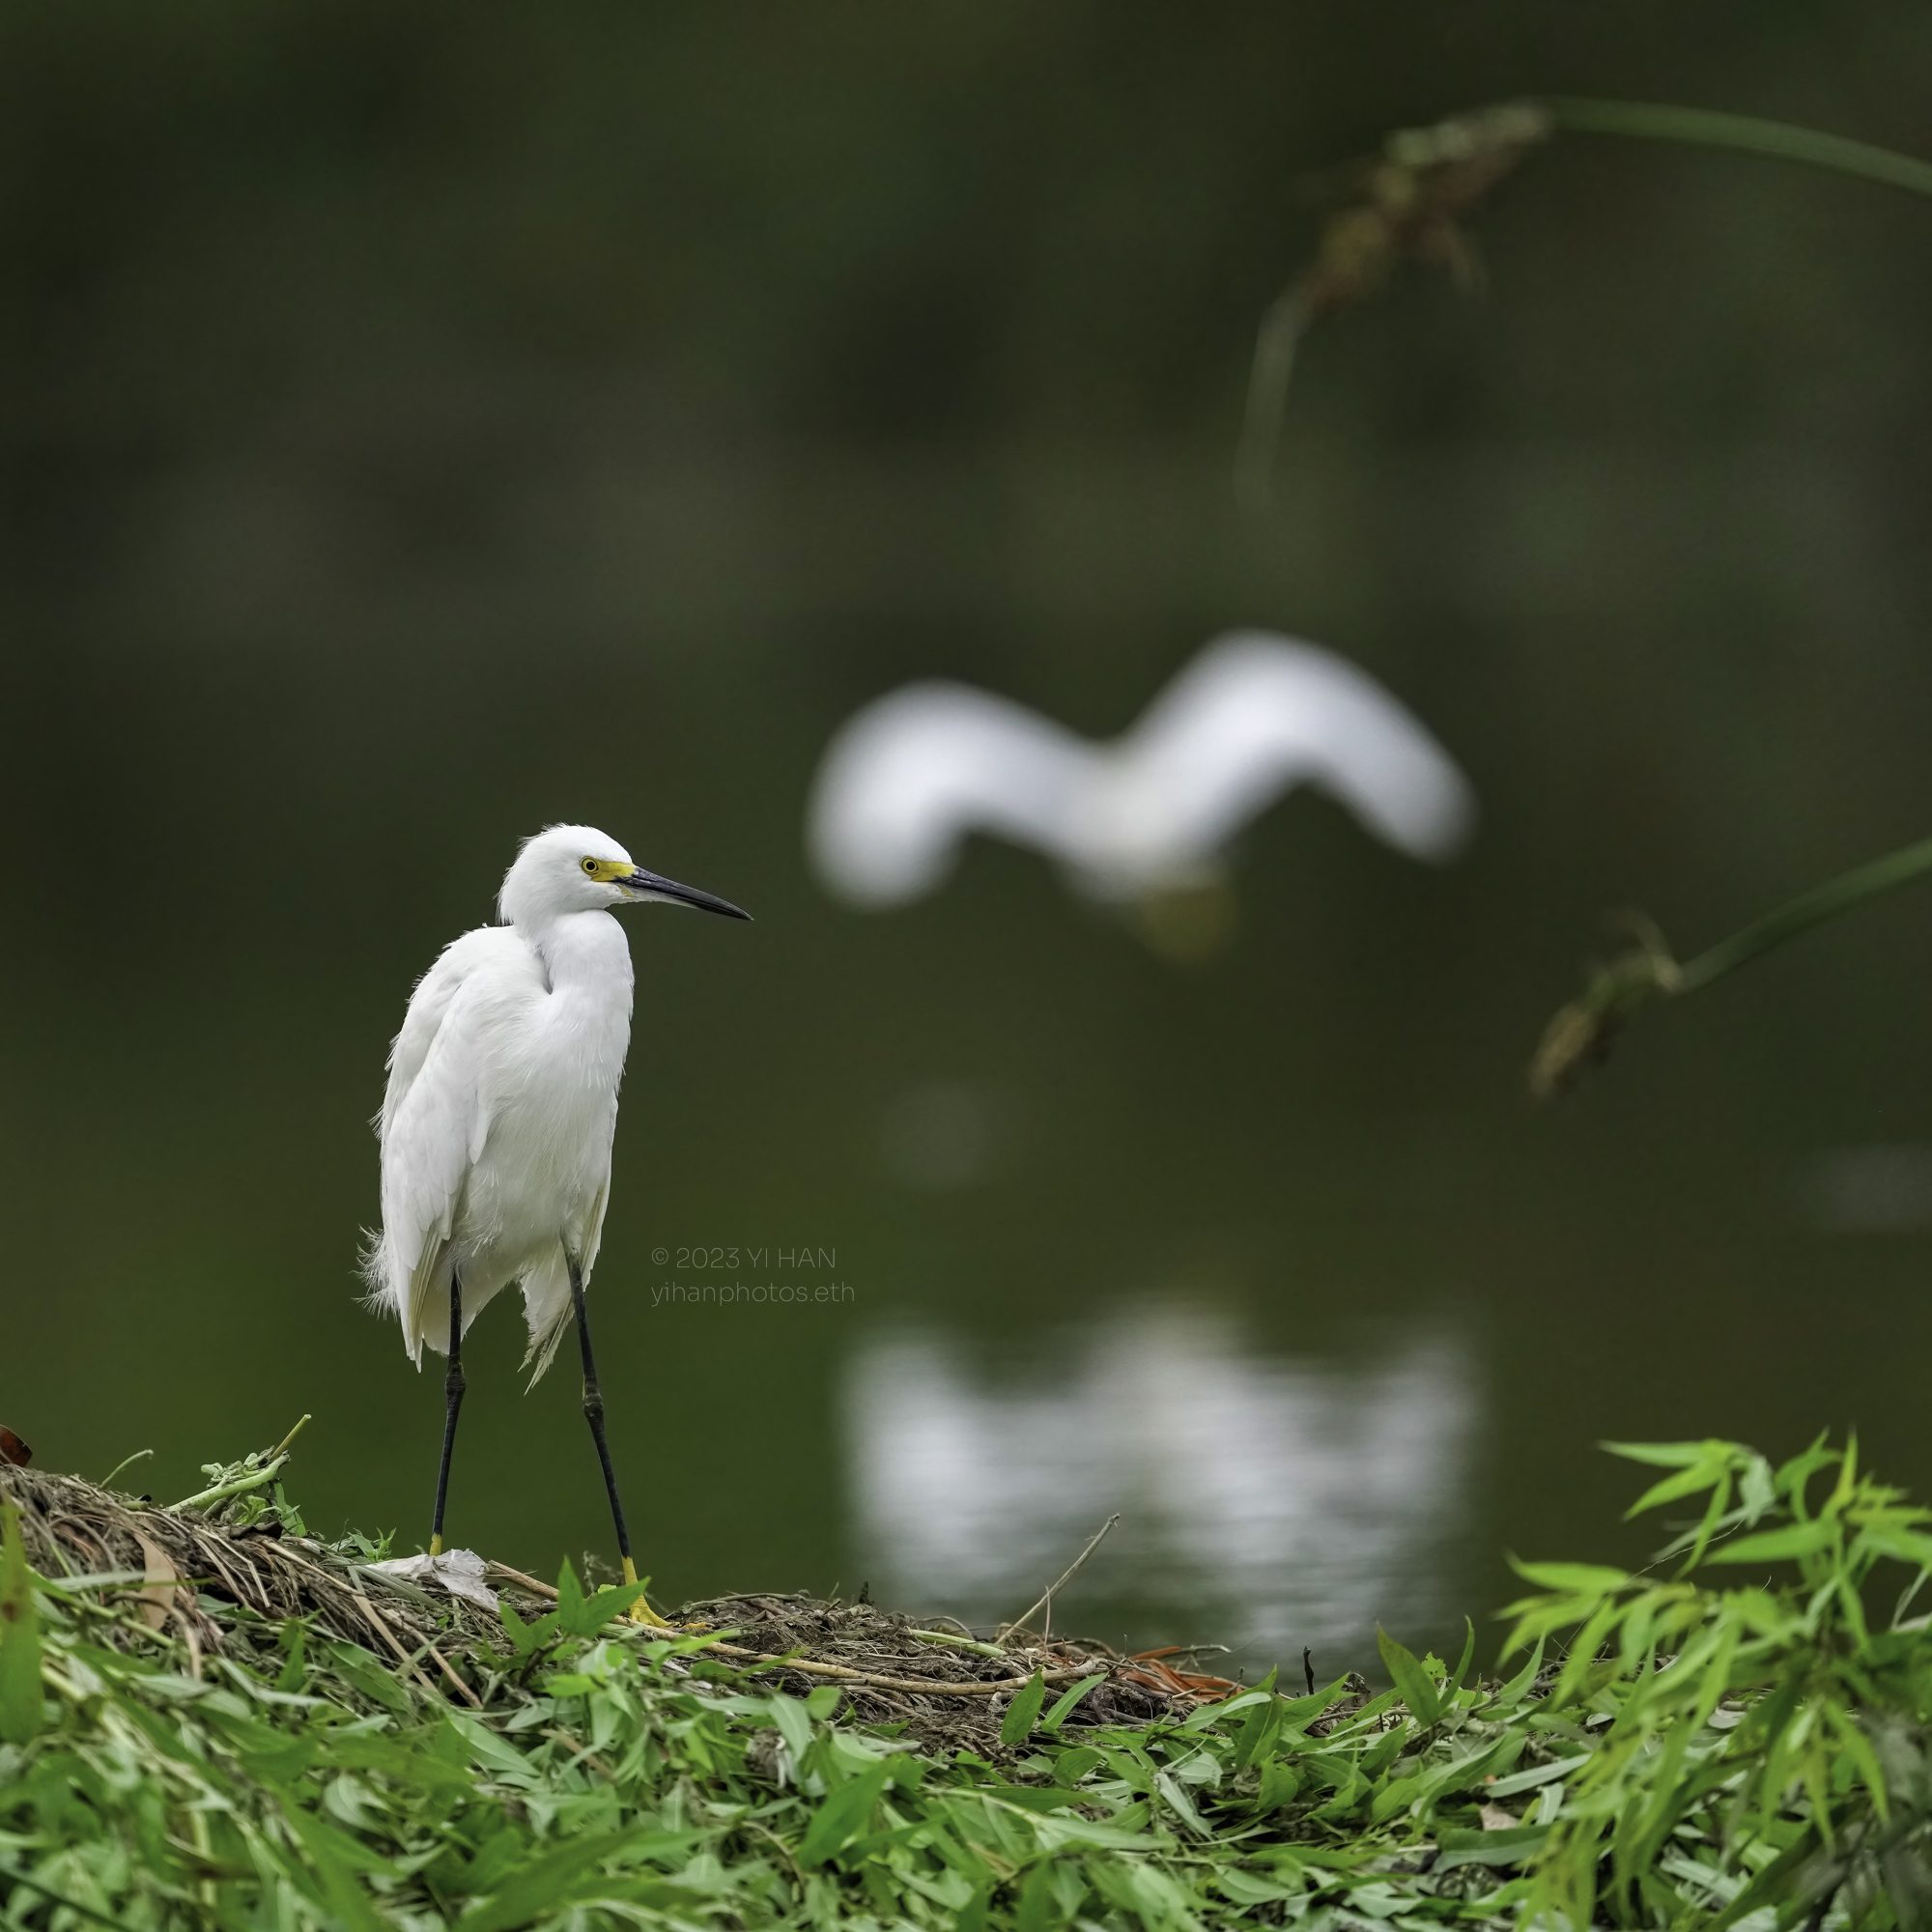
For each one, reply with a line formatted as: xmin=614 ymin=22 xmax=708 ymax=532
xmin=521 ymin=1305 xmax=573 ymax=1389
xmin=404 ymin=1237 xmax=451 ymax=1367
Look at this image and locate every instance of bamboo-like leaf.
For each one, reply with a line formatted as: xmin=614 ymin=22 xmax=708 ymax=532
xmin=1825 ymin=1702 xmax=1889 ymax=1820
xmin=1375 ymin=1628 xmax=1439 ymax=1726
xmin=455 ymin=1832 xmax=642 ymax=1932
xmin=1000 ymin=1668 xmax=1048 ymax=1747
xmin=1549 ymin=1598 xmax=1622 ymax=1709
xmin=1706 ymin=1519 xmax=1839 ymax=1565
xmin=1776 ymin=1435 xmax=1839 ymax=1511
xmin=1487 ymin=1635 xmax=1546 ymax=1713
xmin=798 ymin=1761 xmax=891 ymax=1867
xmin=1039 ymin=1672 xmax=1105 ymax=1735
xmin=1508 ymin=1557 xmax=1632 ymax=1594
xmin=1603 ymin=1438 xmax=1737 ymax=1470
xmin=1675 ymin=1469 xmax=1734 ymax=1574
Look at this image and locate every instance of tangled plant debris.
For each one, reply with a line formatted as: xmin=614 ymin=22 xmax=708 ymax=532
xmin=2 ymin=1432 xmax=1931 ymax=1929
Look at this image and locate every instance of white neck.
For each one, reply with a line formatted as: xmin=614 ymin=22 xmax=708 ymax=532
xmin=521 ymin=909 xmax=635 ymax=1005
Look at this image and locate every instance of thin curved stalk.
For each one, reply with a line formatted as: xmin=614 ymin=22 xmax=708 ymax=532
xmin=1547 ymin=98 xmax=1932 ymax=201
xmin=1676 ymin=832 xmax=1932 ymax=993
xmin=1238 ymin=99 xmax=1932 ymax=510
xmin=1531 ymin=832 xmax=1932 ymax=1098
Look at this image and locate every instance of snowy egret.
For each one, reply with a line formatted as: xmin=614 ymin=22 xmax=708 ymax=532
xmin=809 ymin=631 xmax=1474 ymax=915
xmin=363 ymin=825 xmax=749 ymax=1617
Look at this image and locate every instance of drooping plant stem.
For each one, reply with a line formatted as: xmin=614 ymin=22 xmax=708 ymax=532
xmin=1531 ymin=832 xmax=1932 ymax=1097
xmin=1674 ymin=832 xmax=1932 ymax=993
xmin=1546 ymin=98 xmax=1932 ymax=201
xmin=1238 ymin=98 xmax=1932 ymax=508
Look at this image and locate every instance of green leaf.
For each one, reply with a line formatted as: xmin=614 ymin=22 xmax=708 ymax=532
xmin=1015 ymin=1859 xmax=1059 ymax=1932
xmin=1000 ymin=1667 xmax=1048 ymax=1747
xmin=1435 ymin=1825 xmax=1551 ymax=1869
xmin=1507 ymin=1558 xmax=1632 ymax=1595
xmin=1703 ymin=1826 xmax=1821 ymax=1932
xmin=455 ymin=1831 xmax=640 ymax=1932
xmin=1626 ymin=1462 xmax=1729 ymax=1519
xmin=1272 ymin=1675 xmax=1352 ymax=1729
xmin=953 ymin=1882 xmax=993 ymax=1932
xmin=1603 ymin=1438 xmax=1735 ymax=1469
xmin=798 ymin=1760 xmax=891 ymax=1867
xmin=279 ymin=1808 xmax=396 ymax=1932
xmin=323 ymin=1641 xmax=412 ymax=1715
xmin=554 ymin=1556 xmax=586 ymax=1626
xmin=496 ymin=1601 xmax=559 ymax=1660
xmin=764 ymin=1691 xmax=814 ymax=1764
xmin=1675 ymin=1468 xmax=1735 ymax=1574
xmin=446 ymin=1710 xmax=538 ymax=1779
xmin=0 ymin=1501 xmax=45 ymax=1746
xmin=1491 ymin=1634 xmax=1546 ymax=1703
xmin=1376 ymin=1628 xmax=1438 ymax=1726
xmin=273 ymin=1619 xmax=307 ymax=1693
xmin=1232 ymin=1692 xmax=1283 ymax=1770
xmin=1705 ymin=1519 xmax=1839 ymax=1565
xmin=1039 ymin=1672 xmax=1105 ymax=1734
xmin=1776 ymin=1435 xmax=1840 ymax=1510
xmin=556 ymin=1579 xmax=650 ymax=1636
xmin=978 ymin=1785 xmax=1080 ymax=1813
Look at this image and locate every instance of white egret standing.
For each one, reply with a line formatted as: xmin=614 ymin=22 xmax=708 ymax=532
xmin=363 ymin=825 xmax=750 ymax=1618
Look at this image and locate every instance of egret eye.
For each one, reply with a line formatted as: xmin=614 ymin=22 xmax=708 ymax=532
xmin=582 ymin=858 xmax=597 ymax=875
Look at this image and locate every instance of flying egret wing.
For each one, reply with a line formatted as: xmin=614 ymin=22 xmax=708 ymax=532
xmin=1114 ymin=632 xmax=1475 ymax=870
xmin=809 ymin=681 xmax=1101 ymax=904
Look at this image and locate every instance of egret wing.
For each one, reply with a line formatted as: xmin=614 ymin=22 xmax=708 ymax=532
xmin=379 ymin=927 xmax=501 ymax=1143
xmin=373 ymin=928 xmax=507 ymax=1358
xmin=1117 ymin=632 xmax=1475 ymax=866
xmin=809 ymin=682 xmax=1100 ymax=903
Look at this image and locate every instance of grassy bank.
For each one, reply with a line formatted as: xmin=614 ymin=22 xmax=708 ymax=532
xmin=1 ymin=1435 xmax=1929 ymax=1929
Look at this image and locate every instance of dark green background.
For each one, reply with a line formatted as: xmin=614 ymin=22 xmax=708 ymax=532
xmin=6 ymin=1 xmax=1932 ymax=1670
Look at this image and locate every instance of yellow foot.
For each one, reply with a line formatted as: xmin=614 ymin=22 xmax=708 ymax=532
xmin=621 ymin=1557 xmax=675 ymax=1628
xmin=429 ymin=1534 xmax=443 ymax=1557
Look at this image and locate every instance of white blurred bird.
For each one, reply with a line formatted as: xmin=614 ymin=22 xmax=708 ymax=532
xmin=363 ymin=824 xmax=749 ymax=1614
xmin=808 ymin=633 xmax=1474 ymax=925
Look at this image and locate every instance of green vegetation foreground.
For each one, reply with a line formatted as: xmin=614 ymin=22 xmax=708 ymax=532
xmin=2 ymin=1435 xmax=1930 ymax=1930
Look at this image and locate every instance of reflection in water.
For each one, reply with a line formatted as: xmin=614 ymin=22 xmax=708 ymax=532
xmin=844 ymin=1304 xmax=1479 ymax=1664
xmin=878 ymin=1081 xmax=1009 ymax=1190
xmin=1798 ymin=1145 xmax=1932 ymax=1233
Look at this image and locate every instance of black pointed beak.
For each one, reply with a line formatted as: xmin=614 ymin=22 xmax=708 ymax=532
xmin=622 ymin=868 xmax=753 ymax=920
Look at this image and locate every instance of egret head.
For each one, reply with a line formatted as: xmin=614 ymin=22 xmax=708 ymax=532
xmin=498 ymin=824 xmax=752 ymax=930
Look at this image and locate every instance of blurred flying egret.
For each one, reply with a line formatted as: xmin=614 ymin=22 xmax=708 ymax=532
xmin=809 ymin=631 xmax=1474 ymax=928
xmin=363 ymin=825 xmax=749 ymax=1618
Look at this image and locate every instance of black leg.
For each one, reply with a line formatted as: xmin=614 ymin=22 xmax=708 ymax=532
xmin=569 ymin=1252 xmax=668 ymax=1624
xmin=429 ymin=1270 xmax=466 ymax=1556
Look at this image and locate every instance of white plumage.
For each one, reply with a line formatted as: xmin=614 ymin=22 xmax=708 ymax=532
xmin=808 ymin=631 xmax=1475 ymax=906
xmin=363 ymin=824 xmax=748 ymax=1385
